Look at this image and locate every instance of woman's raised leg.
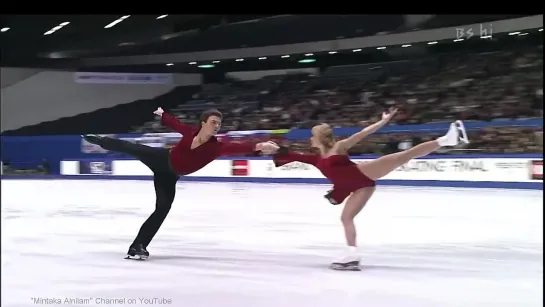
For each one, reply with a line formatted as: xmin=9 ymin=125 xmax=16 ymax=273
xmin=358 ymin=121 xmax=468 ymax=181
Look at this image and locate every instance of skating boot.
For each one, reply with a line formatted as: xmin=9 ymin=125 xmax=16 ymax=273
xmin=125 ymin=244 xmax=149 ymax=260
xmin=329 ymin=246 xmax=361 ymax=271
xmin=437 ymin=120 xmax=469 ymax=147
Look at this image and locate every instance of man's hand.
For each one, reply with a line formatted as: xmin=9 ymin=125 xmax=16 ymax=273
xmin=153 ymin=107 xmax=164 ymax=116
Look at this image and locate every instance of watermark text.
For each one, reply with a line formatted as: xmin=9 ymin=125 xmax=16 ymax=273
xmin=31 ymin=297 xmax=173 ymax=305
xmin=455 ymin=24 xmax=493 ymax=40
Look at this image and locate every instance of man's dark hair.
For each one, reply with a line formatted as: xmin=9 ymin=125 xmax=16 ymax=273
xmin=200 ymin=109 xmax=223 ymax=124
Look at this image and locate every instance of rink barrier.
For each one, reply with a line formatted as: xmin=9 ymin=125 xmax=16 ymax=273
xmin=1 ymin=174 xmax=542 ymax=190
xmin=2 ymin=154 xmax=542 ymax=190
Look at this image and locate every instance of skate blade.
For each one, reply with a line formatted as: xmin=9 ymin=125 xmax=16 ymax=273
xmin=125 ymin=254 xmax=148 ymax=261
xmin=329 ymin=262 xmax=361 ymax=271
xmin=454 ymin=120 xmax=469 ymax=144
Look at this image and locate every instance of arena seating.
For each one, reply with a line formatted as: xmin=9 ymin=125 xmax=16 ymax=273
xmin=2 ymin=27 xmax=542 ymax=156
xmin=131 ymin=44 xmax=543 ymax=155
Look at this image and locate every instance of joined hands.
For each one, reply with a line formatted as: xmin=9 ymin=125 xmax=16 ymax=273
xmin=256 ymin=141 xmax=280 ymax=155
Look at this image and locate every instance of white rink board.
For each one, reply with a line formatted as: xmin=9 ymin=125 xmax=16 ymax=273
xmin=249 ymin=158 xmax=535 ymax=182
xmin=60 ymin=157 xmax=542 ymax=184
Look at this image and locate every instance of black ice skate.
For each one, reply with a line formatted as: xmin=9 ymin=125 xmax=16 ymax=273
xmin=329 ymin=260 xmax=361 ymax=271
xmin=81 ymin=134 xmax=104 ymax=146
xmin=125 ymin=244 xmax=149 ymax=260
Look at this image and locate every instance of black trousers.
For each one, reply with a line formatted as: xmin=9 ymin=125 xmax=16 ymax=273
xmin=98 ymin=137 xmax=179 ymax=248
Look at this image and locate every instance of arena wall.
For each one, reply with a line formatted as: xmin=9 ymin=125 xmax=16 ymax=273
xmin=1 ymin=71 xmax=202 ymax=132
xmin=2 ymin=155 xmax=542 ymax=190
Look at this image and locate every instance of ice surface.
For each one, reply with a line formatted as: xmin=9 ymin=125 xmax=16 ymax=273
xmin=1 ymin=180 xmax=543 ymax=307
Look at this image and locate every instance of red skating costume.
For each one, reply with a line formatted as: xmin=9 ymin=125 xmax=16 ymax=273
xmin=273 ymin=150 xmax=376 ymax=205
xmin=161 ymin=113 xmax=256 ymax=175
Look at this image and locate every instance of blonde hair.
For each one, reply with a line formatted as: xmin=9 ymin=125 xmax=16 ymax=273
xmin=313 ymin=123 xmax=335 ymax=149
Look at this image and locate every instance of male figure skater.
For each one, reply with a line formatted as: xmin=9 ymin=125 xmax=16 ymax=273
xmin=83 ymin=107 xmax=278 ymax=260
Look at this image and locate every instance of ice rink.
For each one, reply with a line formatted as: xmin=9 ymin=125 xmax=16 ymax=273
xmin=1 ymin=179 xmax=543 ymax=307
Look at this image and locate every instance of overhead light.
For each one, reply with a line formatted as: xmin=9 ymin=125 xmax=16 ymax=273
xmin=401 ymin=44 xmax=411 ymax=47
xmin=1 ymin=27 xmax=10 ymax=32
xmin=43 ymin=21 xmax=70 ymax=35
xmin=105 ymin=20 xmax=122 ymax=28
xmin=508 ymin=32 xmax=520 ymax=36
xmin=376 ymin=46 xmax=386 ymax=50
xmin=166 ymin=63 xmax=174 ymax=66
xmin=298 ymin=59 xmax=316 ymax=63
xmin=281 ymin=55 xmax=290 ymax=58
xmin=518 ymin=33 xmax=529 ymax=36
xmin=539 ymin=29 xmax=543 ymax=32
xmin=157 ymin=15 xmax=168 ymax=19
xmin=481 ymin=35 xmax=492 ymax=39
xmin=105 ymin=15 xmax=130 ymax=29
xmin=235 ymin=58 xmax=244 ymax=62
xmin=258 ymin=57 xmax=267 ymax=60
xmin=305 ymin=53 xmax=313 ymax=56
xmin=44 ymin=27 xmax=62 ymax=35
xmin=352 ymin=49 xmax=362 ymax=52
xmin=212 ymin=60 xmax=220 ymax=63
xmin=453 ymin=39 xmax=464 ymax=42
xmin=198 ymin=64 xmax=215 ymax=68
xmin=189 ymin=62 xmax=197 ymax=65
xmin=328 ymin=51 xmax=337 ymax=54
xmin=427 ymin=41 xmax=438 ymax=45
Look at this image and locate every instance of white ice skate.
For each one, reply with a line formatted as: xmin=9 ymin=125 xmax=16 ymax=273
xmin=329 ymin=248 xmax=361 ymax=271
xmin=437 ymin=120 xmax=469 ymax=147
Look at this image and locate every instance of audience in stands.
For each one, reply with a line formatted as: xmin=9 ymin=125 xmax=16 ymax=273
xmin=284 ymin=127 xmax=542 ymax=155
xmin=132 ymin=46 xmax=543 ymax=155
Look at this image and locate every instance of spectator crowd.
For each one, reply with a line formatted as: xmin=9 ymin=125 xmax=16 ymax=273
xmin=132 ymin=45 xmax=543 ymax=155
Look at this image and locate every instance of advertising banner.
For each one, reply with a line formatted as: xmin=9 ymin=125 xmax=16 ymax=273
xmin=74 ymin=72 xmax=172 ymax=84
xmin=531 ymin=160 xmax=543 ymax=180
xmin=231 ymin=160 xmax=249 ymax=176
xmin=79 ymin=161 xmax=112 ymax=175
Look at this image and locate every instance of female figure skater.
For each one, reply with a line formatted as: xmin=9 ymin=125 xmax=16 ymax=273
xmin=83 ymin=107 xmax=279 ymax=260
xmin=273 ymin=108 xmax=469 ymax=270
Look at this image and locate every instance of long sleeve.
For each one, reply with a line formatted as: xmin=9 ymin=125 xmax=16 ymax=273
xmin=160 ymin=113 xmax=195 ymax=136
xmin=273 ymin=151 xmax=318 ymax=167
xmin=219 ymin=141 xmax=257 ymax=156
